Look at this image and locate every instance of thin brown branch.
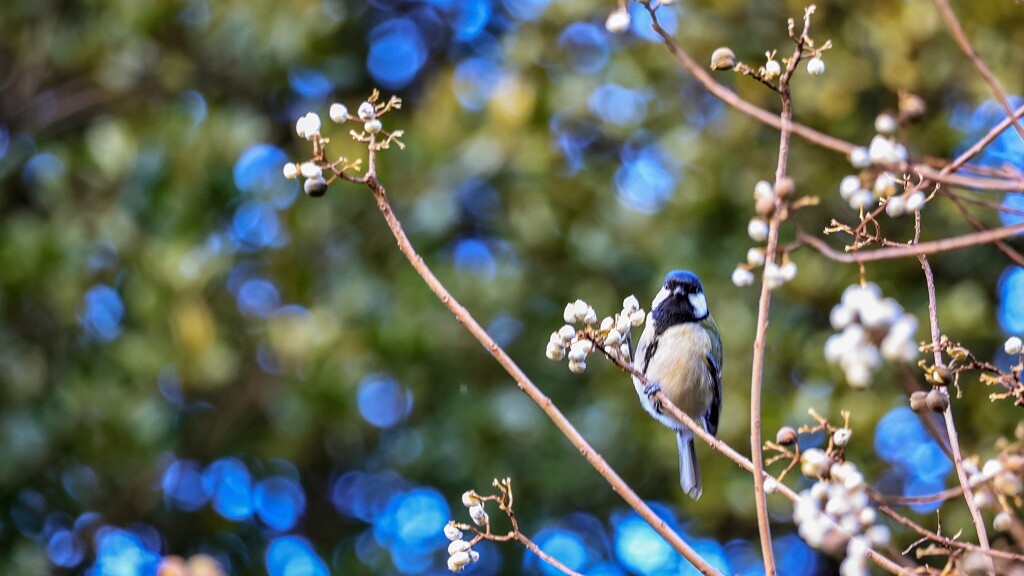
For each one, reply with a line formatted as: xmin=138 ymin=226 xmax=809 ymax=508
xmin=932 ymin=0 xmax=1024 ymax=143
xmin=943 ymin=103 xmax=1024 ymax=175
xmin=867 ymin=485 xmax=962 ymax=505
xmin=943 ymin=192 xmax=1024 ymax=268
xmin=917 ymin=232 xmax=995 ymax=575
xmin=514 ymin=533 xmax=584 ymax=576
xmin=794 ymin=222 xmax=1024 ymax=263
xmin=874 ymin=501 xmax=1024 ymax=563
xmin=918 ymin=166 xmax=1024 ymax=192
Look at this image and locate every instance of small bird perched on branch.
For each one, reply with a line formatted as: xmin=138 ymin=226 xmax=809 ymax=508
xmin=632 ymin=270 xmax=723 ymax=500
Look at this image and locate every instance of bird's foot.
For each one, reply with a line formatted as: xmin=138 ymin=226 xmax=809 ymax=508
xmin=643 ymin=382 xmax=662 ymax=412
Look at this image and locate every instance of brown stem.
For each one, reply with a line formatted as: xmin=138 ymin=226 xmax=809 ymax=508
xmin=942 ymin=193 xmax=1024 ymax=268
xmin=917 ymin=233 xmax=995 ymax=575
xmin=874 ymin=501 xmax=1024 ymax=563
xmin=943 ymin=103 xmax=1024 ymax=175
xmin=347 ymin=166 xmax=721 ymax=574
xmin=794 ymin=222 xmax=1024 ymax=263
xmin=867 ymin=485 xmax=962 ymax=505
xmin=932 ymin=0 xmax=1024 ymax=142
xmin=514 ymin=533 xmax=584 ymax=576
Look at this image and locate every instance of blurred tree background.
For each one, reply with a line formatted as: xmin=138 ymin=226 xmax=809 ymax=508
xmin=1 ymin=0 xmax=1023 ymax=574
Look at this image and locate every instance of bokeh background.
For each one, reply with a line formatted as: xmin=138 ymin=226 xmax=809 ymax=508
xmin=1 ymin=0 xmax=1023 ymax=574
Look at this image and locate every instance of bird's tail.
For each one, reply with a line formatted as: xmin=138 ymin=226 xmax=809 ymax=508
xmin=677 ymin=429 xmax=702 ymax=500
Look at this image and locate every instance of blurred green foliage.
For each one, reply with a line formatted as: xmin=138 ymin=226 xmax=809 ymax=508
xmin=1 ymin=0 xmax=1022 ymax=574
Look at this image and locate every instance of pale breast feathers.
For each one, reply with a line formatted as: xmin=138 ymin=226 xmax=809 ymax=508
xmin=641 ymin=324 xmax=715 ymax=420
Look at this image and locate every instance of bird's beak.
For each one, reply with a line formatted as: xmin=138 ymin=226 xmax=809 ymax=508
xmin=672 ymin=286 xmax=687 ymax=298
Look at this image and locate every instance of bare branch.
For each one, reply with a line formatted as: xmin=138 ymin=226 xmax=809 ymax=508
xmin=794 ymin=222 xmax=1024 ymax=263
xmin=932 ymin=0 xmax=1024 ymax=142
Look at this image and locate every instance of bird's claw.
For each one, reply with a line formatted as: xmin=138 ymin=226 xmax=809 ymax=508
xmin=643 ymin=382 xmax=662 ymax=412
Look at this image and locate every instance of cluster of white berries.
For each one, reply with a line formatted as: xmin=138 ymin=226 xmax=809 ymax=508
xmin=545 ymin=296 xmax=645 ymax=373
xmin=444 ymin=520 xmax=480 ymax=573
xmin=840 ymin=114 xmax=925 ymax=216
xmin=837 ymin=172 xmax=922 ymax=218
xmin=848 ymin=114 xmax=909 ymax=169
xmin=794 ymin=448 xmax=889 ymax=576
xmin=732 ymin=180 xmax=797 ymax=289
xmin=964 ymin=455 xmax=1024 ymax=532
xmin=283 ymin=100 xmax=384 ymax=197
xmin=824 ymin=283 xmax=918 ymax=389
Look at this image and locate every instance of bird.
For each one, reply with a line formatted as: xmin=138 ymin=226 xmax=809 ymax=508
xmin=631 ymin=270 xmax=723 ymax=500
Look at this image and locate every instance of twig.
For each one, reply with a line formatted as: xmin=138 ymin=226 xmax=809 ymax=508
xmin=943 ymin=192 xmax=1024 ymax=269
xmin=943 ymin=103 xmax=1024 ymax=175
xmin=514 ymin=533 xmax=583 ymax=576
xmin=794 ymin=222 xmax=1024 ymax=263
xmin=917 ymin=214 xmax=995 ymax=575
xmin=867 ymin=485 xmax=963 ymax=505
xmin=737 ymin=6 xmax=822 ymax=571
xmin=932 ymin=0 xmax=1024 ymax=142
xmin=873 ymin=500 xmax=1024 ymax=563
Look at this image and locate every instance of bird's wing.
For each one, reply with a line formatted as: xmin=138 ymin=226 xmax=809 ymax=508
xmin=704 ymin=351 xmax=722 ymax=437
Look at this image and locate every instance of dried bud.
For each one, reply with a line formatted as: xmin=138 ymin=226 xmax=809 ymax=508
xmin=806 ymin=56 xmax=825 ymax=76
xmin=800 ymin=448 xmax=830 ymax=479
xmin=710 ymin=47 xmax=736 ymax=71
xmin=358 ymin=101 xmax=376 ymax=121
xmin=604 ymin=8 xmax=631 ymax=34
xmin=444 ymin=523 xmax=464 ymax=541
xmin=755 ymin=196 xmax=775 ymax=217
xmin=925 ymin=389 xmax=949 ymax=412
xmin=994 ymin=512 xmax=1013 ymax=532
xmin=898 ymin=91 xmax=927 ymax=121
xmin=469 ymin=503 xmax=489 ymax=526
xmin=775 ymin=177 xmax=795 ymax=198
xmin=874 ymin=113 xmax=898 ymax=136
xmin=776 ymin=426 xmax=798 ymax=446
xmin=832 ymin=427 xmax=852 ymax=448
xmin=1005 ymin=336 xmax=1023 ymax=356
xmin=304 ymin=177 xmax=328 ymax=197
xmin=448 ymin=551 xmax=471 ymax=572
xmin=1005 ymin=454 xmax=1024 ymax=473
xmin=909 ymin=390 xmax=928 ymax=412
xmin=932 ymin=363 xmax=951 ymax=385
xmin=994 ymin=472 xmax=1023 ymax=497
xmin=329 ymin=103 xmax=350 ymax=123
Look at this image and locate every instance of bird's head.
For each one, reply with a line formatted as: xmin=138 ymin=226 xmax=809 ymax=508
xmin=651 ymin=270 xmax=708 ymax=324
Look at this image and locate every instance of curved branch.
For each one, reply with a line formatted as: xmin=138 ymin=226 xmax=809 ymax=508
xmin=932 ymin=0 xmax=1024 ymax=143
xmin=795 ymin=222 xmax=1024 ymax=263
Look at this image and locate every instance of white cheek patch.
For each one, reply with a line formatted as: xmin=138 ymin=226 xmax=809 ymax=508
xmin=688 ymin=292 xmax=708 ymax=318
xmin=651 ymin=287 xmax=671 ymax=310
